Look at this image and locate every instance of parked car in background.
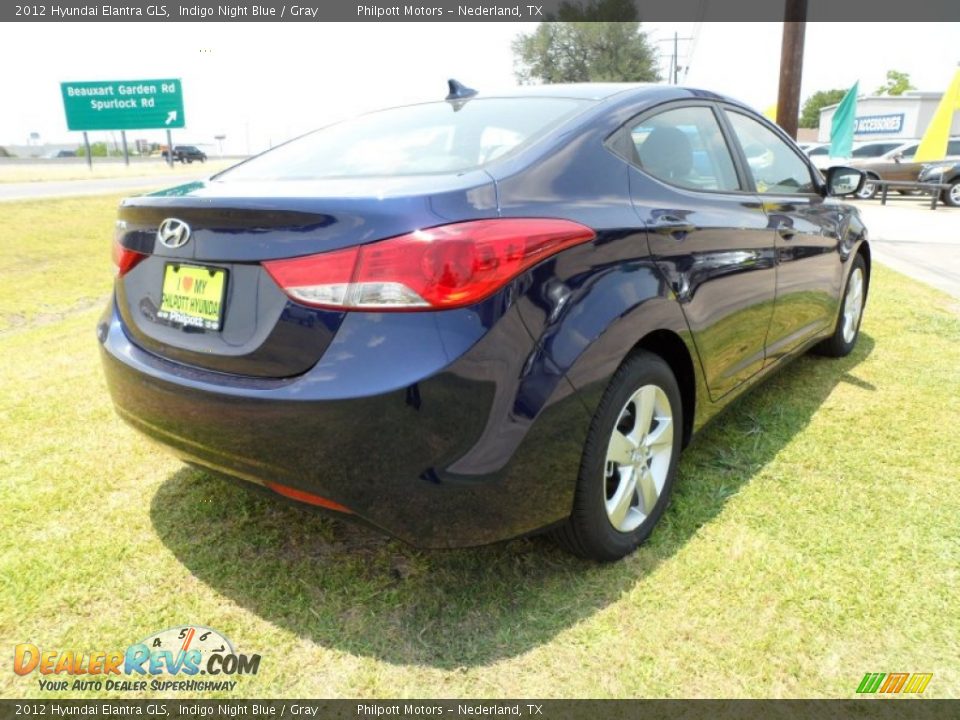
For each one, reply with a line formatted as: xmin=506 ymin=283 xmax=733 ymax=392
xmin=918 ymin=161 xmax=960 ymax=207
xmin=100 ymin=84 xmax=870 ymax=561
xmin=806 ymin=140 xmax=906 ymax=171
xmin=161 ymin=145 xmax=207 ymax=163
xmin=849 ymin=138 xmax=960 ymax=199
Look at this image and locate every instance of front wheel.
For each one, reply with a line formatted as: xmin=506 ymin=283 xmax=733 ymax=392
xmin=812 ymin=254 xmax=867 ymax=357
xmin=553 ymin=351 xmax=683 ymax=561
xmin=944 ymin=181 xmax=960 ymax=208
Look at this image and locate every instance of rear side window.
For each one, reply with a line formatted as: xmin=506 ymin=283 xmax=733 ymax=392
xmin=852 ymin=143 xmax=900 ymax=158
xmin=947 ymin=140 xmax=960 ymax=156
xmin=725 ymin=111 xmax=816 ymax=194
xmin=628 ymin=106 xmax=740 ymax=192
xmin=217 ymin=98 xmax=591 ymax=180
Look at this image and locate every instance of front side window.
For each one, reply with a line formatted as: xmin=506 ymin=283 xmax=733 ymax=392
xmin=725 ymin=111 xmax=816 ymax=194
xmin=628 ymin=106 xmax=740 ymax=192
xmin=897 ymin=144 xmax=919 ymax=160
xmin=216 ymin=98 xmax=591 ymax=180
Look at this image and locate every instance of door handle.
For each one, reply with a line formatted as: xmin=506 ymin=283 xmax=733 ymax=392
xmin=777 ymin=225 xmax=797 ymax=241
xmin=653 ymin=215 xmax=696 ymax=238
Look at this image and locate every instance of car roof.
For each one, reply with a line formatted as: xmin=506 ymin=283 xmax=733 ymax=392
xmin=481 ymin=83 xmax=656 ymax=101
xmin=461 ymin=83 xmax=740 ymax=106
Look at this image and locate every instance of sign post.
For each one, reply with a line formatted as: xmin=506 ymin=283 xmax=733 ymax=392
xmin=82 ymin=132 xmax=92 ymax=170
xmin=60 ymin=78 xmax=186 ymax=168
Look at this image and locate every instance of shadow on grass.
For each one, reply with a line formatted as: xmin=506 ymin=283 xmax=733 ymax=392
xmin=150 ymin=334 xmax=874 ymax=669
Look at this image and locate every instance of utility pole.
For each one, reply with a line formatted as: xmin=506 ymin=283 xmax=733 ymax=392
xmin=776 ymin=0 xmax=807 ymax=139
xmin=658 ymin=31 xmax=694 ymax=85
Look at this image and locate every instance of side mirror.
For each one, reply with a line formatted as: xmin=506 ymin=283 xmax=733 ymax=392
xmin=825 ymin=166 xmax=865 ymax=197
xmin=893 ymin=152 xmax=904 ymax=163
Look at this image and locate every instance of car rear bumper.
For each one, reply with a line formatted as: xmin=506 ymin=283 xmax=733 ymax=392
xmin=98 ymin=298 xmax=590 ymax=548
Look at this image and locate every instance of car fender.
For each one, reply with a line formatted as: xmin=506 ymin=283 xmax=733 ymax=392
xmin=517 ymin=247 xmax=709 ymax=440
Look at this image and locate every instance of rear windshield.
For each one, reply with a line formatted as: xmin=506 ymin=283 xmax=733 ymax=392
xmin=217 ymin=98 xmax=591 ymax=180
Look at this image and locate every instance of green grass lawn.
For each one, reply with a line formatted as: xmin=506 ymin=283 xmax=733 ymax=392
xmin=1 ymin=196 xmax=958 ymax=699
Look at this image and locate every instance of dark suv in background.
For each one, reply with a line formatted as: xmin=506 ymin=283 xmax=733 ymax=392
xmin=162 ymin=145 xmax=207 ymax=163
xmin=919 ymin=161 xmax=960 ymax=207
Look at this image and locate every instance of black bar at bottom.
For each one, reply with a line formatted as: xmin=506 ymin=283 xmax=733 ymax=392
xmin=0 ymin=700 xmax=958 ymax=720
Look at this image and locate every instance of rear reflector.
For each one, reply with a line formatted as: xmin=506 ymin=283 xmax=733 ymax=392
xmin=266 ymin=482 xmax=353 ymax=514
xmin=263 ymin=218 xmax=595 ymax=311
xmin=112 ymin=239 xmax=146 ymax=277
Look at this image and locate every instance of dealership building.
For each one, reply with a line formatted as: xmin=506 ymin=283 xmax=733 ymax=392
xmin=817 ymin=91 xmax=960 ymax=143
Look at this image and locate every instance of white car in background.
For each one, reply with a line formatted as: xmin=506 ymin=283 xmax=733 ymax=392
xmin=805 ymin=140 xmax=905 ymax=170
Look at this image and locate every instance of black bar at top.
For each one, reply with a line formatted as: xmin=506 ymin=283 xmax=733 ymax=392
xmin=5 ymin=0 xmax=960 ymax=22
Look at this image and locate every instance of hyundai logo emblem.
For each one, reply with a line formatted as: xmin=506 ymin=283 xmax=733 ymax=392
xmin=157 ymin=218 xmax=192 ymax=249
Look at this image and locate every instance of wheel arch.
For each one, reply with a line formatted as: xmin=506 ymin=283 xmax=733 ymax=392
xmin=856 ymin=239 xmax=871 ymax=293
xmin=631 ymin=330 xmax=697 ymax=448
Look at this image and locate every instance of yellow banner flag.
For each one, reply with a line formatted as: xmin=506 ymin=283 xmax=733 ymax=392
xmin=915 ymin=68 xmax=960 ymax=162
xmin=763 ymin=105 xmax=777 ymax=123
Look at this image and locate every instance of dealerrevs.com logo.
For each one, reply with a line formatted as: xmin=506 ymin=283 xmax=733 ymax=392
xmin=14 ymin=626 xmax=261 ymax=693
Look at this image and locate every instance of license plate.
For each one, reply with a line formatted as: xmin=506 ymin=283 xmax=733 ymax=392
xmin=158 ymin=264 xmax=227 ymax=330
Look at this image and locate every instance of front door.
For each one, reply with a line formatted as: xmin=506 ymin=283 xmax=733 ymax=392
xmin=722 ymin=108 xmax=844 ymax=361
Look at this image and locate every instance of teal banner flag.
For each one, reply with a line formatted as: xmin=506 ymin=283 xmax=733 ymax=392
xmin=830 ymin=82 xmax=859 ymax=158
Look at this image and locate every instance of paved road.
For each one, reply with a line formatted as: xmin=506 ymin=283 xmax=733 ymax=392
xmin=0 ymin=173 xmax=210 ymax=202
xmin=850 ymin=200 xmax=960 ymax=299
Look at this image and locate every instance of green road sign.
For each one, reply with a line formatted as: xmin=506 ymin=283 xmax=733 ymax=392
xmin=60 ymin=78 xmax=185 ymax=131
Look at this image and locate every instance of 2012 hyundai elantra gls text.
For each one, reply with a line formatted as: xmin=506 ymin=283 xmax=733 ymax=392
xmin=99 ymin=82 xmax=870 ymax=561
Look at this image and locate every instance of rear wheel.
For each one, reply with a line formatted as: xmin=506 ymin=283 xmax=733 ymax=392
xmin=944 ymin=180 xmax=960 ymax=208
xmin=812 ymin=254 xmax=867 ymax=357
xmin=553 ymin=351 xmax=682 ymax=561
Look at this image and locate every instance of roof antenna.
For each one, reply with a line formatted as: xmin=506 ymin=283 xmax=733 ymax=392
xmin=446 ymin=79 xmax=477 ymax=110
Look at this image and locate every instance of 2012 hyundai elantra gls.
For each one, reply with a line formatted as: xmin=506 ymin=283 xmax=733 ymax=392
xmin=99 ymin=82 xmax=869 ymax=561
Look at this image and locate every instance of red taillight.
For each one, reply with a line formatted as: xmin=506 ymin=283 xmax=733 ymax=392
xmin=262 ymin=218 xmax=596 ymax=311
xmin=112 ymin=239 xmax=146 ymax=277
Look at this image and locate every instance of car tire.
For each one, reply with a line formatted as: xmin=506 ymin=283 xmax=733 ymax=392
xmin=944 ymin=180 xmax=960 ymax=208
xmin=812 ymin=254 xmax=867 ymax=358
xmin=855 ymin=176 xmax=878 ymax=200
xmin=553 ymin=351 xmax=683 ymax=562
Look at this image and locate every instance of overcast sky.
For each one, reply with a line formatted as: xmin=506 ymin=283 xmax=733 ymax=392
xmin=3 ymin=22 xmax=958 ymax=153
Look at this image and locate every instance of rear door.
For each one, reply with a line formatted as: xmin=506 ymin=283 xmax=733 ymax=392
xmin=623 ymin=102 xmax=776 ymax=401
xmin=721 ymin=107 xmax=843 ymax=362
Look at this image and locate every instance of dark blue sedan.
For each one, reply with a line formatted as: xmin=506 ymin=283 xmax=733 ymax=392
xmin=99 ymin=83 xmax=870 ymax=560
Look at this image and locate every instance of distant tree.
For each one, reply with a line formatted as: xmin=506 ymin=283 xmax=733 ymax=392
xmin=875 ymin=70 xmax=916 ymax=96
xmin=799 ymin=89 xmax=848 ymax=129
xmin=77 ymin=142 xmax=108 ymax=157
xmin=512 ymin=0 xmax=659 ymax=84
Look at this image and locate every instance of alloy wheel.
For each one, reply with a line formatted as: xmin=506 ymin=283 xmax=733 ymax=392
xmin=603 ymin=384 xmax=674 ymax=533
xmin=948 ymin=183 xmax=960 ymax=207
xmin=842 ymin=267 xmax=865 ymax=344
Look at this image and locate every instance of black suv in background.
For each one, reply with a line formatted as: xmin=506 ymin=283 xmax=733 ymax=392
xmin=162 ymin=145 xmax=207 ymax=163
xmin=918 ymin=161 xmax=960 ymax=207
